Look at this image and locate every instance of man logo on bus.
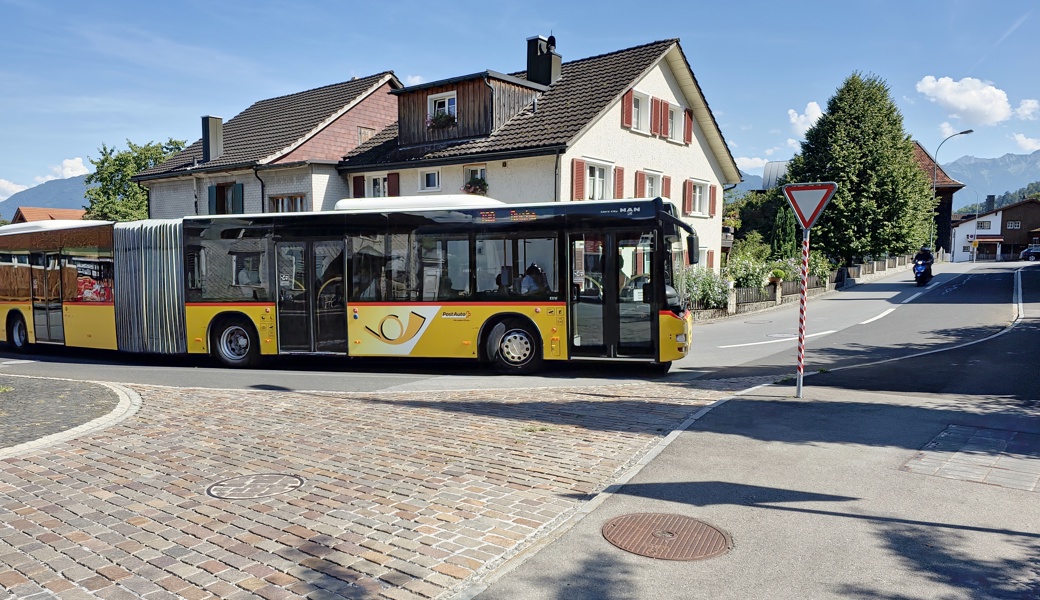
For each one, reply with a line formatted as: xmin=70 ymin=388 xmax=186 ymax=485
xmin=365 ymin=311 xmax=427 ymax=345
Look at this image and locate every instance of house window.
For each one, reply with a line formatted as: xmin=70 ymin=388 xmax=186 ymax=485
xmin=372 ymin=176 xmax=389 ymax=197
xmin=209 ymin=182 xmax=243 ymax=215
xmin=631 ymin=92 xmax=650 ymax=132
xmin=232 ymin=252 xmax=262 ymax=286
xmin=186 ymin=249 xmax=204 ymax=290
xmin=1007 ymin=220 xmax=1021 ymax=230
xmin=429 ymin=92 xmax=457 ymax=120
xmin=419 ymin=169 xmax=440 ymax=192
xmin=358 ymin=127 xmax=376 ymax=145
xmin=587 ymin=164 xmax=607 ymax=200
xmin=645 ymin=172 xmax=661 ymax=198
xmin=963 ymin=246 xmax=971 ymax=253
xmin=685 ymin=181 xmax=707 ymax=215
xmin=269 ymin=195 xmax=305 ymax=213
xmin=977 ymin=221 xmax=991 ymax=230
xmin=668 ymin=107 xmax=681 ymax=141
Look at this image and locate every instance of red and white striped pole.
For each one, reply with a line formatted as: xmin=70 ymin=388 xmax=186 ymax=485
xmin=796 ymin=228 xmax=811 ymax=398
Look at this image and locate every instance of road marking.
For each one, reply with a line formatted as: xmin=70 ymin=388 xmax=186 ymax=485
xmin=859 ymin=308 xmax=896 ymax=325
xmin=902 ymin=292 xmax=924 ymax=304
xmin=719 ymin=330 xmax=836 ymax=348
xmin=0 ymin=360 xmax=34 ymax=366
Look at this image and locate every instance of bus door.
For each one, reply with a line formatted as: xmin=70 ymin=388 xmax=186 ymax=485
xmin=275 ymin=241 xmax=347 ymax=353
xmin=569 ymin=229 xmax=655 ymax=359
xmin=29 ymin=252 xmax=65 ymax=344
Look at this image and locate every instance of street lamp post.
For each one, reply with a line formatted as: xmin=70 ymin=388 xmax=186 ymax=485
xmin=931 ymin=129 xmax=973 ymax=252
xmin=964 ymin=188 xmax=980 ymax=263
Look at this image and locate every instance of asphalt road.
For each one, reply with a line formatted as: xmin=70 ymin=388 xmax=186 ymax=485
xmin=0 ymin=262 xmax=1026 ymax=394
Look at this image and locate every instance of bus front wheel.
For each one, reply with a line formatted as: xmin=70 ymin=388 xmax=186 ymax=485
xmin=491 ymin=319 xmax=543 ymax=374
xmin=7 ymin=313 xmax=29 ymax=352
xmin=211 ymin=317 xmax=259 ymax=368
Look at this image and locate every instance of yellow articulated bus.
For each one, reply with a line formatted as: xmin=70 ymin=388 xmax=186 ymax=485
xmin=0 ymin=196 xmax=699 ymax=374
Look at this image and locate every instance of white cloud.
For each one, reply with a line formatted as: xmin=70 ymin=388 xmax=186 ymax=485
xmin=33 ymin=158 xmax=90 ymax=184
xmin=0 ymin=179 xmax=29 ymax=201
xmin=735 ymin=156 xmax=768 ymax=172
xmin=786 ymin=138 xmax=800 ymax=149
xmin=788 ymin=102 xmax=822 ymax=137
xmin=405 ymin=75 xmax=425 ymax=86
xmin=1013 ymin=133 xmax=1040 ymax=152
xmin=1016 ymin=99 xmax=1039 ymax=120
xmin=915 ymin=76 xmax=1012 ymax=126
xmin=940 ymin=122 xmax=958 ymax=137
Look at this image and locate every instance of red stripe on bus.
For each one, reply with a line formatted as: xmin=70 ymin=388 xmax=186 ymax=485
xmin=185 ymin=302 xmax=277 ymax=308
xmin=346 ymin=301 xmax=568 ymax=307
xmin=62 ymin=301 xmax=115 ymax=306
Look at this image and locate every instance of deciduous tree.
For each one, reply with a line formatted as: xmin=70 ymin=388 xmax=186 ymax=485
xmin=84 ymin=139 xmax=185 ymax=221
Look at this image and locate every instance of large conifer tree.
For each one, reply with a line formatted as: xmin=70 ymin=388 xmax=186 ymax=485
xmin=785 ymin=73 xmax=933 ymax=264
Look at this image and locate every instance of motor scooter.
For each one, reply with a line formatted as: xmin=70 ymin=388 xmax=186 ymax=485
xmin=913 ymin=259 xmax=933 ymax=286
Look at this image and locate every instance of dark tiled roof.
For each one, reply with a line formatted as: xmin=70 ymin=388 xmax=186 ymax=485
xmin=913 ymin=141 xmax=963 ymax=188
xmin=136 ymin=72 xmax=397 ymax=179
xmin=342 ymin=40 xmax=679 ymax=168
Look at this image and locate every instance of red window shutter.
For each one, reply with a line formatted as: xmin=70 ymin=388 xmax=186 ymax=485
xmin=683 ymin=180 xmax=693 ymax=214
xmin=650 ymin=98 xmax=661 ymax=136
xmin=684 ymin=109 xmax=693 ymax=144
xmin=621 ymin=90 xmax=633 ymax=128
xmin=661 ymin=101 xmax=670 ymax=138
xmin=387 ymin=172 xmax=400 ymax=197
xmin=352 ymin=176 xmax=365 ymax=198
xmin=709 ymin=185 xmax=718 ymax=216
xmin=635 ymin=171 xmax=646 ymax=198
xmin=614 ymin=166 xmax=625 ymax=199
xmin=707 ymin=250 xmax=715 ymax=268
xmin=572 ymin=158 xmax=586 ymax=201
xmin=662 ymin=175 xmax=671 ymax=200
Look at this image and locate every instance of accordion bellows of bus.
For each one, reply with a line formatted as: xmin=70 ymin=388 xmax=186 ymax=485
xmin=0 ymin=196 xmax=698 ymax=374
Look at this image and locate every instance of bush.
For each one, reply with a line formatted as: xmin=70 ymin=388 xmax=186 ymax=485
xmin=768 ymin=257 xmax=801 ymax=281
xmin=724 ymin=257 xmax=770 ymax=288
xmin=808 ymin=250 xmax=835 ymax=279
xmin=677 ymin=266 xmax=729 ymax=309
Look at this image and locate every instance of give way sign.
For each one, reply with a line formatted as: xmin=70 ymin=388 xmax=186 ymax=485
xmin=783 ymin=182 xmax=837 ymax=229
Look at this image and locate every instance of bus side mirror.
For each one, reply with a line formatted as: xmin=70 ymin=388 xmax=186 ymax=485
xmin=687 ymin=234 xmax=699 ymax=264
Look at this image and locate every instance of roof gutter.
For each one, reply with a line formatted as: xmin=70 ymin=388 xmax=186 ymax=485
xmin=336 ymin=144 xmax=568 ymax=175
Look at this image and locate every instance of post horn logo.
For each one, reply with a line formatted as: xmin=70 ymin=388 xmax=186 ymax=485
xmin=365 ymin=311 xmax=427 ymax=345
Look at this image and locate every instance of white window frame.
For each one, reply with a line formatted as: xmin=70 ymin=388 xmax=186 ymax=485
xmin=371 ymin=175 xmax=388 ymax=198
xmin=585 ymin=159 xmax=613 ymax=200
xmin=645 ymin=171 xmax=662 ymax=198
xmin=631 ymin=91 xmax=650 ymax=133
xmin=465 ymin=165 xmax=486 ymax=182
xmin=428 ymin=92 xmax=457 ymax=119
xmin=419 ymin=169 xmax=441 ymax=192
xmin=1007 ymin=220 xmax=1021 ymax=230
xmin=689 ymin=181 xmax=708 ymax=215
xmin=668 ymin=107 xmax=681 ymax=141
xmin=269 ymin=194 xmax=306 ymax=213
xmin=977 ymin=221 xmax=992 ymax=230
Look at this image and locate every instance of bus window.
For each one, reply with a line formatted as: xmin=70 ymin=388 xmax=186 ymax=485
xmin=475 ymin=232 xmax=558 ymax=299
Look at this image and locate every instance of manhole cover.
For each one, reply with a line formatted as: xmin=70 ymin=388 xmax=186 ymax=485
xmin=206 ymin=474 xmax=304 ymax=499
xmin=602 ymin=513 xmax=731 ymax=561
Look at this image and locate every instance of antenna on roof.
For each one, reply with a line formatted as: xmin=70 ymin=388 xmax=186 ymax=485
xmin=547 ymin=31 xmax=556 ymax=52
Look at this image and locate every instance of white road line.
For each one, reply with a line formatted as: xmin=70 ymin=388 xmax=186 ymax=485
xmin=719 ymin=330 xmax=836 ymax=349
xmin=0 ymin=360 xmax=34 ymax=366
xmin=902 ymin=292 xmax=924 ymax=304
xmin=859 ymin=308 xmax=896 ymax=325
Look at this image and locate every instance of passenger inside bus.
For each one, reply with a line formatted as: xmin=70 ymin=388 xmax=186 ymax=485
xmin=520 ymin=263 xmax=547 ymax=295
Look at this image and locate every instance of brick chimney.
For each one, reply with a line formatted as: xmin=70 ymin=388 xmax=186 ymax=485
xmin=526 ymin=35 xmax=561 ymax=86
xmin=202 ymin=116 xmax=223 ymax=162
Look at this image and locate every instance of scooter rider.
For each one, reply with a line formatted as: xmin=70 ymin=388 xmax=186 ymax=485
xmin=913 ymin=246 xmax=934 ymax=280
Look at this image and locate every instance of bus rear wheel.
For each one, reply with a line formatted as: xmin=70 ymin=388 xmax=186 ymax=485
xmin=211 ymin=317 xmax=259 ymax=368
xmin=7 ymin=313 xmax=29 ymax=352
xmin=491 ymin=319 xmax=543 ymax=374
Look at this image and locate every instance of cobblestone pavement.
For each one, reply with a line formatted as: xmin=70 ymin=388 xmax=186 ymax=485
xmin=0 ymin=376 xmax=118 ymax=450
xmin=0 ymin=376 xmax=774 ymax=600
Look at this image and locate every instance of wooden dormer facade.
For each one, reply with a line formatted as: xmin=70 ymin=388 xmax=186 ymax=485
xmin=391 ymin=71 xmax=548 ymax=145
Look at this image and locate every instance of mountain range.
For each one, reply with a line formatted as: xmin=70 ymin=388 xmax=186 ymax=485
xmin=0 ymin=174 xmax=92 ymax=221
xmin=2 ymin=152 xmax=1037 ymax=219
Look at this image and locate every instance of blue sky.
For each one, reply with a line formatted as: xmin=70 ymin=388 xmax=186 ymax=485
xmin=1 ymin=0 xmax=1036 ymax=201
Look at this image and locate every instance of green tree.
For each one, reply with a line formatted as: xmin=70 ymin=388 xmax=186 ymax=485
xmin=769 ymin=205 xmax=798 ymax=259
xmin=785 ymin=73 xmax=933 ymax=264
xmin=84 ymin=139 xmax=185 ymax=221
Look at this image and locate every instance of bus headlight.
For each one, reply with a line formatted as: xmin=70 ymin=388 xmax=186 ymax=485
xmin=675 ymin=334 xmax=686 ymax=343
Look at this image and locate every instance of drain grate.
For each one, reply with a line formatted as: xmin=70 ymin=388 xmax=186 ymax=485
xmin=602 ymin=513 xmax=731 ymax=561
xmin=206 ymin=474 xmax=304 ymax=499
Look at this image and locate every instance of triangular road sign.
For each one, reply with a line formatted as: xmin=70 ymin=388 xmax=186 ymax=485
xmin=783 ymin=182 xmax=837 ymax=229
